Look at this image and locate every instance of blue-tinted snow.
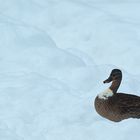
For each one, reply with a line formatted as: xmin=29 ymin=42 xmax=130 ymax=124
xmin=0 ymin=0 xmax=140 ymax=140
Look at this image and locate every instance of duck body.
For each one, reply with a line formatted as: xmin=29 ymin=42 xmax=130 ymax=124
xmin=95 ymin=91 xmax=140 ymax=122
xmin=94 ymin=69 xmax=140 ymax=122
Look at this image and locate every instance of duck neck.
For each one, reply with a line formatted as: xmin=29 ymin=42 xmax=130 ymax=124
xmin=109 ymin=79 xmax=122 ymax=93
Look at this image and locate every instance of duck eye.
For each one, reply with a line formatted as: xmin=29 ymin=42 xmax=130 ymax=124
xmin=112 ymin=74 xmax=115 ymax=77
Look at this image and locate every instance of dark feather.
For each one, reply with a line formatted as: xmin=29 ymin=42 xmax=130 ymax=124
xmin=112 ymin=93 xmax=140 ymax=118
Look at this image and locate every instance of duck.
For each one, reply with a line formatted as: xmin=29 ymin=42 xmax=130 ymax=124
xmin=94 ymin=69 xmax=140 ymax=122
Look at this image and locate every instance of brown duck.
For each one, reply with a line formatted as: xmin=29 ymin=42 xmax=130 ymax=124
xmin=94 ymin=69 xmax=140 ymax=122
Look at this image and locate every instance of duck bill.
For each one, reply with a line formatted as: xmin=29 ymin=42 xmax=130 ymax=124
xmin=103 ymin=76 xmax=112 ymax=83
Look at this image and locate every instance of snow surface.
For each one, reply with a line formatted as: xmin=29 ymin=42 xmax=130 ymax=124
xmin=0 ymin=0 xmax=140 ymax=140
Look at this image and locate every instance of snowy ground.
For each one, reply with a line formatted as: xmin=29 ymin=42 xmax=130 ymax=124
xmin=0 ymin=0 xmax=140 ymax=140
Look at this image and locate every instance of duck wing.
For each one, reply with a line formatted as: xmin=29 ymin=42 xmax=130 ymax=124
xmin=113 ymin=93 xmax=140 ymax=118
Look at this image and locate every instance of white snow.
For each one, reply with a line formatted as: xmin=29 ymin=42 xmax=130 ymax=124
xmin=0 ymin=0 xmax=140 ymax=140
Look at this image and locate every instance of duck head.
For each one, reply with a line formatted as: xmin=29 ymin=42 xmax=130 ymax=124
xmin=103 ymin=69 xmax=122 ymax=84
xmin=97 ymin=69 xmax=122 ymax=99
